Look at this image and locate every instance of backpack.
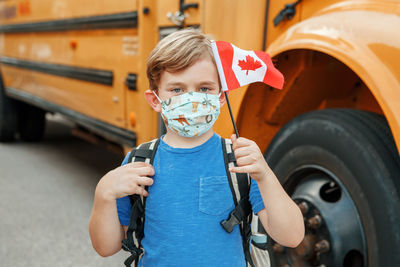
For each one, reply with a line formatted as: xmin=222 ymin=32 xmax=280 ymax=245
xmin=121 ymin=138 xmax=270 ymax=267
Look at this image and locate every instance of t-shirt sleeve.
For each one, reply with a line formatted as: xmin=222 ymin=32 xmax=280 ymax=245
xmin=249 ymin=179 xmax=265 ymax=215
xmin=116 ymin=152 xmax=132 ymax=226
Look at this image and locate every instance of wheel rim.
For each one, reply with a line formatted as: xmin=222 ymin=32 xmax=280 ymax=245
xmin=272 ymin=165 xmax=367 ymax=267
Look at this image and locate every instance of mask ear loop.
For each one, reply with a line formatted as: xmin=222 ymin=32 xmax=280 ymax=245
xmin=152 ymin=90 xmax=163 ymax=104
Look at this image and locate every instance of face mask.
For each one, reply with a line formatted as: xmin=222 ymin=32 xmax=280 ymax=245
xmin=153 ymin=91 xmax=221 ymax=137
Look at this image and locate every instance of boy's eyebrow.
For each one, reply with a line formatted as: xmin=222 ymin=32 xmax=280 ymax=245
xmin=165 ymin=81 xmax=218 ymax=87
xmin=197 ymin=81 xmax=218 ymax=86
xmin=165 ymin=81 xmax=186 ymax=87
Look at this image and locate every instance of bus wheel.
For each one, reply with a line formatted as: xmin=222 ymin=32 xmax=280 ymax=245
xmin=0 ymin=80 xmax=17 ymax=142
xmin=17 ymin=102 xmax=46 ymax=142
xmin=265 ymin=108 xmax=400 ymax=267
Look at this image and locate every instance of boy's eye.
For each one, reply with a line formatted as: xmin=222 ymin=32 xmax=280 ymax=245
xmin=172 ymin=88 xmax=182 ymax=93
xmin=199 ymin=87 xmax=210 ymax=93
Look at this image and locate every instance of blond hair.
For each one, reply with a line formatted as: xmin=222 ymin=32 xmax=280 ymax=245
xmin=146 ymin=29 xmax=215 ymax=91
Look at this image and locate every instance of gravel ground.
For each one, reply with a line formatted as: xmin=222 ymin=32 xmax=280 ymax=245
xmin=0 ymin=114 xmax=128 ymax=267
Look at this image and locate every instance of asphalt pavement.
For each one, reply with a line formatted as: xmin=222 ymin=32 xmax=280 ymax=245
xmin=0 ymin=114 xmax=128 ymax=267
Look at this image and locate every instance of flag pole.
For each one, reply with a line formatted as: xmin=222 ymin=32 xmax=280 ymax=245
xmin=224 ymin=91 xmax=239 ymax=138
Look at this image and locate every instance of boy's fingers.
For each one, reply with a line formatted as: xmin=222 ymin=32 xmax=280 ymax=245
xmin=236 ymin=155 xmax=254 ymax=166
xmin=233 ymin=147 xmax=250 ymax=158
xmin=129 ymin=165 xmax=155 ymax=176
xmin=229 ymin=166 xmax=251 ymax=174
xmin=231 ymin=134 xmax=237 ymax=144
xmin=232 ymin=137 xmax=251 ymax=150
xmin=136 ymin=176 xmax=154 ymax=186
xmin=135 ymin=186 xmax=149 ymax=197
xmin=128 ymin=162 xmax=155 ymax=174
xmin=130 ymin=161 xmax=151 ymax=168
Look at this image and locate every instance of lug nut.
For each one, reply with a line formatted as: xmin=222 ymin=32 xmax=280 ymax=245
xmin=298 ymin=201 xmax=309 ymax=215
xmin=307 ymin=214 xmax=322 ymax=229
xmin=314 ymin=240 xmax=330 ymax=254
xmin=273 ymin=243 xmax=284 ymax=253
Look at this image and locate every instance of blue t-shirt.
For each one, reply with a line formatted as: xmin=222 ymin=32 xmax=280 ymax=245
xmin=117 ymin=133 xmax=265 ymax=267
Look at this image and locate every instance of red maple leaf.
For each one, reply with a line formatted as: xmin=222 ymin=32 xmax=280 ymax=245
xmin=238 ymin=55 xmax=262 ymax=75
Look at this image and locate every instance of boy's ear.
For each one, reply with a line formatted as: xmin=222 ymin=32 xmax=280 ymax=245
xmin=219 ymin=91 xmax=226 ymax=107
xmin=144 ymin=89 xmax=161 ymax=112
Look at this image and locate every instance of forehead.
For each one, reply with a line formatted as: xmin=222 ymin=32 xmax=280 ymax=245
xmin=159 ymin=56 xmax=219 ymax=87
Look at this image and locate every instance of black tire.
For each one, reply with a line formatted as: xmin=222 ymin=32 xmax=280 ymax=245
xmin=0 ymin=77 xmax=17 ymax=142
xmin=265 ymin=108 xmax=400 ymax=267
xmin=17 ymin=102 xmax=46 ymax=142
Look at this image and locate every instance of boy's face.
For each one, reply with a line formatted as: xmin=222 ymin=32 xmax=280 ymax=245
xmin=145 ymin=55 xmax=225 ymax=113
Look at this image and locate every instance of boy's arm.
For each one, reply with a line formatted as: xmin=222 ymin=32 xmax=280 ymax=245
xmin=229 ymin=135 xmax=305 ymax=248
xmin=254 ymin=177 xmax=304 ymax=248
xmin=89 ymin=191 xmax=126 ymax=257
xmin=89 ymin=162 xmax=154 ymax=257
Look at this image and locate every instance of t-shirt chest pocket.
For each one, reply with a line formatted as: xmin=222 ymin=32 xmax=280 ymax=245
xmin=199 ymin=176 xmax=235 ymax=216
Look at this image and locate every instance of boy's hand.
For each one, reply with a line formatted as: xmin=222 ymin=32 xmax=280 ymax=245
xmin=229 ymin=134 xmax=270 ymax=182
xmin=96 ymin=162 xmax=155 ymax=201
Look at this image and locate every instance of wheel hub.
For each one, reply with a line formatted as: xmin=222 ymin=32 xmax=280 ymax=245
xmin=271 ymin=171 xmax=367 ymax=267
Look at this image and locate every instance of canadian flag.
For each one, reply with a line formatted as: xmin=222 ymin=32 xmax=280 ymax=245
xmin=211 ymin=41 xmax=284 ymax=91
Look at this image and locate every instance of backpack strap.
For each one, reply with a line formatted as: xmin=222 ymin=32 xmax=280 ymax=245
xmin=221 ymin=138 xmax=255 ymax=267
xmin=121 ymin=138 xmax=160 ymax=267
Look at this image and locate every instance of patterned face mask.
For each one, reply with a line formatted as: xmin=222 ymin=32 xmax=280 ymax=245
xmin=153 ymin=91 xmax=221 ymax=137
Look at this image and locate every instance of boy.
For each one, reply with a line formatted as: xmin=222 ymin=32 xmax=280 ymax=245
xmin=89 ymin=29 xmax=304 ymax=266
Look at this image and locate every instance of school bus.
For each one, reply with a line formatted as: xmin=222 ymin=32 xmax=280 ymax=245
xmin=1 ymin=0 xmax=399 ymax=266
